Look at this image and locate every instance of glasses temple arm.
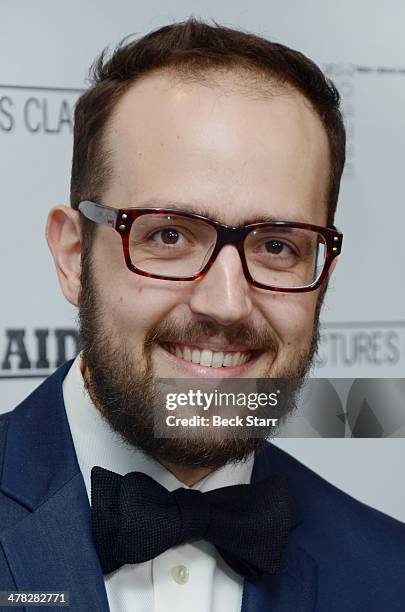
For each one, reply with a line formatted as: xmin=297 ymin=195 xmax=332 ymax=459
xmin=78 ymin=201 xmax=119 ymax=228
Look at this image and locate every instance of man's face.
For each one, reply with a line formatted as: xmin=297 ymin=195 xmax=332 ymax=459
xmin=78 ymin=70 xmax=333 ymax=467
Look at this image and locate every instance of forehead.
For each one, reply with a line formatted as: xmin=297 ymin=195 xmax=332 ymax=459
xmin=104 ymin=69 xmax=331 ymax=226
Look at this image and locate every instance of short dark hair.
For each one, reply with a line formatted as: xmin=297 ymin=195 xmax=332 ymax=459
xmin=71 ymin=17 xmax=345 ymax=236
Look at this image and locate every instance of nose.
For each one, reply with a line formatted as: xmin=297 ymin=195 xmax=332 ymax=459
xmin=189 ymin=245 xmax=253 ymax=325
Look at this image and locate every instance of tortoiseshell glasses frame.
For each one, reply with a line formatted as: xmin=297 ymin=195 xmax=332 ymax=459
xmin=78 ymin=200 xmax=343 ymax=293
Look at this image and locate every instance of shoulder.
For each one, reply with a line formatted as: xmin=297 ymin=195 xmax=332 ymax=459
xmin=0 ymin=359 xmax=75 ymax=452
xmin=0 ymin=359 xmax=74 ymax=416
xmin=0 ymin=360 xmax=76 ymax=520
xmin=258 ymin=441 xmax=405 ymax=594
xmin=261 ymin=440 xmax=405 ymax=536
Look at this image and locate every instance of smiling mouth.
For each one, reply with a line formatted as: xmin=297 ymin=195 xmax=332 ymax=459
xmin=160 ymin=341 xmax=263 ymax=368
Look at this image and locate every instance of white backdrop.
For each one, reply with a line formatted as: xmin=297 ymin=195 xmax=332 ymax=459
xmin=1 ymin=0 xmax=404 ymax=520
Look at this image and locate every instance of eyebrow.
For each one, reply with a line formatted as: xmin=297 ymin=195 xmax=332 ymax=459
xmin=136 ymin=198 xmax=312 ymax=225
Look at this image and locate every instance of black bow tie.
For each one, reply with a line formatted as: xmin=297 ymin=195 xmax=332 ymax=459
xmin=90 ymin=465 xmax=296 ymax=582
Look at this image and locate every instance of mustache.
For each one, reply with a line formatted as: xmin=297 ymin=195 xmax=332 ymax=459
xmin=144 ymin=318 xmax=279 ymax=353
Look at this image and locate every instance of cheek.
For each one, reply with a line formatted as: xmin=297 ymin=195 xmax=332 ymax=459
xmin=100 ymin=271 xmax=190 ymax=338
xmin=258 ymin=292 xmax=318 ymax=347
xmin=93 ymin=230 xmax=190 ymax=325
xmin=91 ymin=233 xmax=173 ymax=332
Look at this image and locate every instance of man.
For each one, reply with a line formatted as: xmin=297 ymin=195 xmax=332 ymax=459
xmin=0 ymin=17 xmax=404 ymax=612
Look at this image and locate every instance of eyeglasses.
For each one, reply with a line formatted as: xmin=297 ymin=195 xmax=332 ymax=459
xmin=78 ymin=200 xmax=343 ymax=293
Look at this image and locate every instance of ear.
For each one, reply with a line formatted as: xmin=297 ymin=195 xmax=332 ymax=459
xmin=327 ymin=256 xmax=339 ymax=277
xmin=45 ymin=205 xmax=82 ymax=306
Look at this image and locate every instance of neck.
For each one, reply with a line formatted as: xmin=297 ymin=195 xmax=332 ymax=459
xmin=81 ymin=360 xmax=220 ymax=487
xmin=158 ymin=460 xmax=216 ymax=487
xmin=81 ymin=362 xmax=217 ymax=487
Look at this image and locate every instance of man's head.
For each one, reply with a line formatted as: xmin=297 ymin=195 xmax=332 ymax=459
xmin=46 ymin=18 xmax=345 ymax=471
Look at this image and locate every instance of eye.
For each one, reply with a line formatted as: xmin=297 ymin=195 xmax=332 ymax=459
xmin=264 ymin=239 xmax=294 ymax=256
xmin=263 ymin=238 xmax=296 ymax=257
xmin=149 ymin=227 xmax=185 ymax=246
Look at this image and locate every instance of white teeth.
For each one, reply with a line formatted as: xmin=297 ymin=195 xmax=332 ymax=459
xmin=211 ymin=351 xmax=224 ymax=368
xmin=164 ymin=344 xmax=252 ymax=368
xmin=200 ymin=349 xmax=213 ymax=367
xmin=223 ymin=353 xmax=234 ymax=367
xmin=183 ymin=346 xmax=192 ymax=361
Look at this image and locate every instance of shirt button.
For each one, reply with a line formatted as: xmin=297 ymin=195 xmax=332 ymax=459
xmin=170 ymin=564 xmax=189 ymax=585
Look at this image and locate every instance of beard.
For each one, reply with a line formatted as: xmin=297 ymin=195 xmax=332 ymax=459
xmin=78 ymin=248 xmax=325 ymax=470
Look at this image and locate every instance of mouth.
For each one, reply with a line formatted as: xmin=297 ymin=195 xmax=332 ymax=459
xmin=158 ymin=341 xmax=265 ymax=376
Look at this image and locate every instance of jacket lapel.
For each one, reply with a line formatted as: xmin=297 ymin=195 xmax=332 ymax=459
xmin=241 ymin=542 xmax=318 ymax=612
xmin=0 ymin=361 xmax=110 ymax=612
xmin=241 ymin=445 xmax=318 ymax=612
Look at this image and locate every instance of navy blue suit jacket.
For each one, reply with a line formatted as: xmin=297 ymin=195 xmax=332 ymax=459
xmin=1 ymin=360 xmax=405 ymax=611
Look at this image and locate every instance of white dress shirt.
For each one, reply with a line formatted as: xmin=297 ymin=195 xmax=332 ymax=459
xmin=62 ymin=353 xmax=254 ymax=612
